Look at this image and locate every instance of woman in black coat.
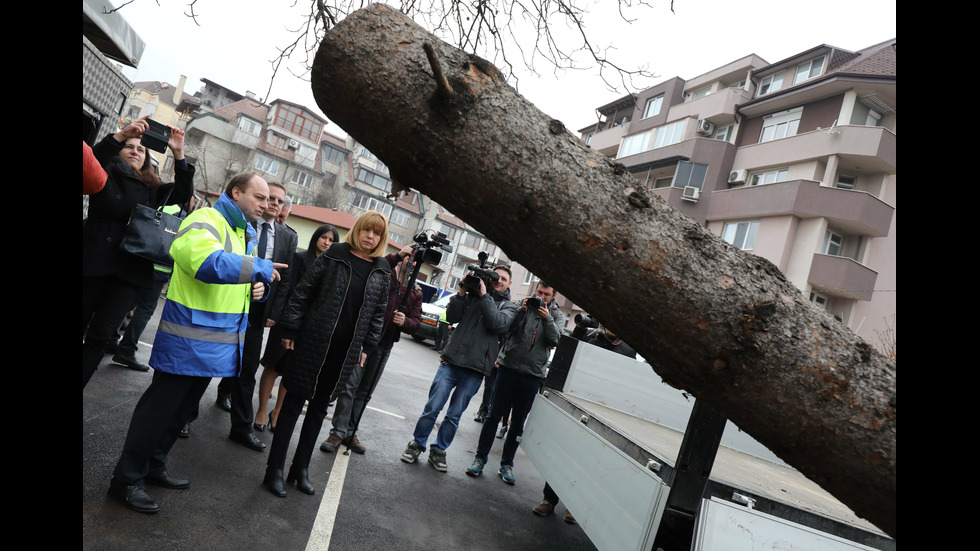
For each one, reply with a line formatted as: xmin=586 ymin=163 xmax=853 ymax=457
xmin=264 ymin=211 xmax=391 ymax=497
xmin=82 ymin=116 xmax=194 ymax=388
xmin=255 ymin=224 xmax=340 ymax=431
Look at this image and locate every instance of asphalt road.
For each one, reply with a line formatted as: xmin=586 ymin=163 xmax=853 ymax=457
xmin=82 ymin=296 xmax=598 ymax=551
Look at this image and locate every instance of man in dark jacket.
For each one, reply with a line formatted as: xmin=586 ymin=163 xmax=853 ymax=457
xmin=401 ymin=265 xmax=518 ymax=472
xmin=466 ymin=282 xmax=564 ymax=484
xmin=321 ymin=246 xmax=423 ymax=455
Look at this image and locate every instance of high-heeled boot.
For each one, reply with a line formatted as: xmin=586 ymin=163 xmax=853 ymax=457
xmin=263 ymin=466 xmax=286 ymax=498
xmin=286 ymin=465 xmax=315 ymax=495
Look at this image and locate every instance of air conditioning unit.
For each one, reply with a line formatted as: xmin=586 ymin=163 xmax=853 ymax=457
xmin=681 ymin=186 xmax=701 ymax=202
xmin=287 ymin=139 xmax=300 ymax=149
xmin=728 ymin=169 xmax=748 ymax=184
xmin=696 ymin=119 xmax=715 ymax=135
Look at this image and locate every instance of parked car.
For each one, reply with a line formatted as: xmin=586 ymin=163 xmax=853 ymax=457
xmin=413 ymin=294 xmax=452 ymax=343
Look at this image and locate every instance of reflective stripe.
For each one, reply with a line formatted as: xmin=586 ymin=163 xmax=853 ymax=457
xmin=158 ymin=320 xmax=243 ymax=344
xmin=240 ymin=256 xmax=255 ymax=284
xmin=177 ymin=221 xmax=221 ymax=242
xmin=224 ymin=226 xmax=234 ymax=253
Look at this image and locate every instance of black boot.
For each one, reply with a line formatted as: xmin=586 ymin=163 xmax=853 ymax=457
xmin=286 ymin=465 xmax=315 ymax=495
xmin=263 ymin=466 xmax=286 ymax=498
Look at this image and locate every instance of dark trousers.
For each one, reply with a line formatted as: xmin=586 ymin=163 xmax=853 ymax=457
xmin=434 ymin=322 xmax=450 ymax=350
xmin=83 ymin=274 xmax=140 ymax=388
xmin=268 ymin=390 xmax=331 ymax=472
xmin=474 ymin=368 xmax=542 ymax=466
xmin=331 ymin=345 xmax=393 ymax=437
xmin=223 ymin=305 xmax=265 ymax=437
xmin=478 ymin=368 xmax=499 ymax=412
xmin=111 ymin=370 xmax=211 ymax=485
xmin=116 ymin=271 xmax=168 ymax=357
xmin=543 ymin=482 xmax=560 ymax=505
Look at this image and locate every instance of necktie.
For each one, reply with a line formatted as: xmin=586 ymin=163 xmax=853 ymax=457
xmin=258 ymin=221 xmax=270 ymax=259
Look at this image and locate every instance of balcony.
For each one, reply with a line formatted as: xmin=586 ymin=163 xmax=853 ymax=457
xmin=732 ymin=125 xmax=896 ymax=175
xmin=669 ymin=87 xmax=753 ymax=126
xmin=706 ymin=179 xmax=894 ymax=237
xmin=808 ymin=253 xmax=878 ymax=301
xmin=585 ymin=122 xmax=629 ymax=157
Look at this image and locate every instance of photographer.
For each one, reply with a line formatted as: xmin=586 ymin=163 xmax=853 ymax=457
xmin=465 ymin=282 xmax=563 ymax=484
xmin=400 ymin=263 xmax=518 ymax=472
xmin=571 ymin=314 xmax=636 ymax=359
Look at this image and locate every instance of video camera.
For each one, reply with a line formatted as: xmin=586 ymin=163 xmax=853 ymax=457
xmin=140 ymin=118 xmax=172 ymax=153
xmin=460 ymin=251 xmax=499 ymax=293
xmin=574 ymin=313 xmax=599 ymax=329
xmin=398 ymin=230 xmax=453 ymax=311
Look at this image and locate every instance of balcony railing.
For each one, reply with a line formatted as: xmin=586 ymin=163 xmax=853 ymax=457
xmin=732 ymin=125 xmax=896 ymax=175
xmin=808 ymin=253 xmax=878 ymax=301
xmin=706 ymin=179 xmax=894 ymax=237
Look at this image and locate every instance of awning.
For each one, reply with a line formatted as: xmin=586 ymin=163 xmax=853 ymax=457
xmin=82 ymin=0 xmax=146 ymax=69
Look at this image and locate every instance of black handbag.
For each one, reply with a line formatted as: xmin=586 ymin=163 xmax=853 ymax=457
xmin=119 ymin=187 xmax=182 ymax=268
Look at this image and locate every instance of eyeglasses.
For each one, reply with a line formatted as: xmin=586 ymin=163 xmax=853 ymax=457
xmin=269 ymin=197 xmax=285 ymax=205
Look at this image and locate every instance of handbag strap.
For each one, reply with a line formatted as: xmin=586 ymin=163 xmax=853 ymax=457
xmin=154 ymin=185 xmax=175 ymax=212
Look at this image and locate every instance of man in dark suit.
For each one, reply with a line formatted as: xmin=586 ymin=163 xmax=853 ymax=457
xmin=223 ymin=181 xmax=298 ymax=451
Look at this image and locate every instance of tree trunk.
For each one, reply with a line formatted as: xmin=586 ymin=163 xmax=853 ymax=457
xmin=310 ymin=4 xmax=896 ymax=538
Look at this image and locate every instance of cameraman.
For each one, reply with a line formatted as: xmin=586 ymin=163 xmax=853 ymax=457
xmin=465 ymin=282 xmax=564 ymax=484
xmin=572 ymin=315 xmax=636 ymax=359
xmin=400 ymin=264 xmax=518 ymax=472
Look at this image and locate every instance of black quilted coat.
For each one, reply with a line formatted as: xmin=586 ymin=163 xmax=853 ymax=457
xmin=278 ymin=242 xmax=390 ymax=402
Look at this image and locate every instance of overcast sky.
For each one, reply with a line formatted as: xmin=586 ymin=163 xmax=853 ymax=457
xmin=110 ymin=0 xmax=896 ymax=138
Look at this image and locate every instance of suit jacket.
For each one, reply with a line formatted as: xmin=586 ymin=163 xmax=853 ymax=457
xmin=251 ymin=220 xmax=298 ymax=322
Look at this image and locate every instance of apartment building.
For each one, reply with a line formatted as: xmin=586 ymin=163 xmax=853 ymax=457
xmin=578 ymin=39 xmax=896 ymax=353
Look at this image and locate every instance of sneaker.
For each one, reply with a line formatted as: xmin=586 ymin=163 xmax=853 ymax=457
xmin=400 ymin=441 xmax=424 ymax=464
xmin=532 ymin=500 xmax=555 ymax=516
xmin=428 ymin=447 xmax=448 ymax=472
xmin=498 ymin=464 xmax=515 ymax=485
xmin=320 ymin=434 xmax=343 ymax=453
xmin=111 ymin=353 xmax=150 ymax=372
xmin=496 ymin=425 xmax=508 ymax=439
xmin=563 ymin=509 xmax=577 ymax=524
xmin=344 ymin=434 xmax=366 ymax=454
xmin=465 ymin=458 xmax=486 ymax=476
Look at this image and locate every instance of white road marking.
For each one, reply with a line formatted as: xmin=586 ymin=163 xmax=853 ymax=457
xmin=306 ymin=450 xmax=349 ymax=551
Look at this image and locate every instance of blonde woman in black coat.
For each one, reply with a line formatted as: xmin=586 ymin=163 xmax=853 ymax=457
xmin=264 ymin=211 xmax=391 ymax=497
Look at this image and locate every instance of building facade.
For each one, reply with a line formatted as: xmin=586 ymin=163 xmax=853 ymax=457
xmin=578 ymin=39 xmax=896 ymax=355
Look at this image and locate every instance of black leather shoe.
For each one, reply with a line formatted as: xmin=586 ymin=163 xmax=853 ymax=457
xmin=216 ymin=393 xmax=232 ymax=412
xmin=263 ymin=467 xmax=286 ymax=497
xmin=287 ymin=465 xmax=315 ymax=495
xmin=145 ymin=471 xmax=190 ymax=490
xmin=178 ymin=422 xmax=190 ymax=438
xmin=111 ymin=353 xmax=150 ymax=372
xmin=108 ymin=482 xmax=160 ymax=514
xmin=229 ymin=432 xmax=266 ymax=451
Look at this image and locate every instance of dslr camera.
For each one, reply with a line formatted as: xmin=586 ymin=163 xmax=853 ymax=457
xmin=140 ymin=118 xmax=172 ymax=153
xmin=574 ymin=313 xmax=599 ymax=328
xmin=460 ymin=251 xmax=499 ymax=293
xmin=525 ymin=296 xmax=542 ymax=311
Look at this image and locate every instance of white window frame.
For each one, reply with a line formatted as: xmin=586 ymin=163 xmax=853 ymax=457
xmin=388 ymin=232 xmax=405 ymax=245
xmin=691 ymin=87 xmax=711 ymax=100
xmin=713 ymin=124 xmax=733 ymax=142
xmin=618 ymin=131 xmax=651 ymax=158
xmin=759 ymin=107 xmax=802 ymax=143
xmin=722 ymin=221 xmax=760 ymax=250
xmin=290 ymin=170 xmax=314 ymax=188
xmin=821 ymin=230 xmax=843 ymax=256
xmin=794 ymin=56 xmax=826 ymax=85
xmin=750 ymin=168 xmax=789 ymax=186
xmin=642 ymin=94 xmax=664 ymax=119
xmin=836 ymin=175 xmax=857 ymax=190
xmin=809 ymin=292 xmax=829 ymax=309
xmin=254 ymin=155 xmax=280 ymax=176
xmin=523 ymin=271 xmax=535 ymax=285
xmin=653 ymin=119 xmax=686 ymax=149
xmin=758 ymin=71 xmax=785 ymax=96
xmin=672 ymin=161 xmax=709 ymax=190
xmin=238 ymin=117 xmax=261 ymax=135
xmin=390 ymin=210 xmax=411 ymax=227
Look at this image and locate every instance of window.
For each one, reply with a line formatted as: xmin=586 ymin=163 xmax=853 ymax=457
xmin=759 ymin=107 xmax=802 ymax=143
xmin=652 ymin=176 xmax=673 ymax=189
xmin=691 ymin=87 xmax=711 ymax=100
xmin=809 ymin=292 xmax=828 ymax=310
xmin=238 ymin=117 xmax=261 ymax=135
xmin=821 ymin=230 xmax=843 ymax=256
xmin=642 ymin=94 xmax=664 ymax=118
xmin=836 ymin=175 xmax=857 ymax=190
xmin=618 ymin=131 xmax=651 ymax=158
xmin=388 ymin=232 xmax=405 ymax=245
xmin=436 ymin=223 xmax=457 ymax=241
xmin=758 ymin=71 xmax=784 ymax=96
xmin=672 ymin=161 xmax=708 ymax=190
xmin=290 ymin=170 xmax=314 ymax=188
xmin=349 ymin=192 xmax=393 ymax=217
xmin=322 ymin=143 xmax=347 ymax=165
xmin=390 ymin=210 xmax=410 ymax=227
xmin=266 ymin=131 xmax=287 ymax=149
xmin=750 ymin=169 xmax=789 ymax=186
xmin=652 ymin=119 xmax=686 ymax=149
xmin=523 ymin=271 xmax=535 ymax=285
xmin=462 ymin=233 xmax=481 ymax=249
xmin=713 ymin=124 xmax=733 ymax=142
xmin=255 ymin=155 xmax=280 ymax=176
xmin=357 ymin=168 xmax=392 ymax=194
xmin=794 ymin=56 xmax=825 ymax=84
xmin=273 ymin=103 xmax=323 ymax=141
xmin=722 ymin=221 xmax=760 ymax=250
